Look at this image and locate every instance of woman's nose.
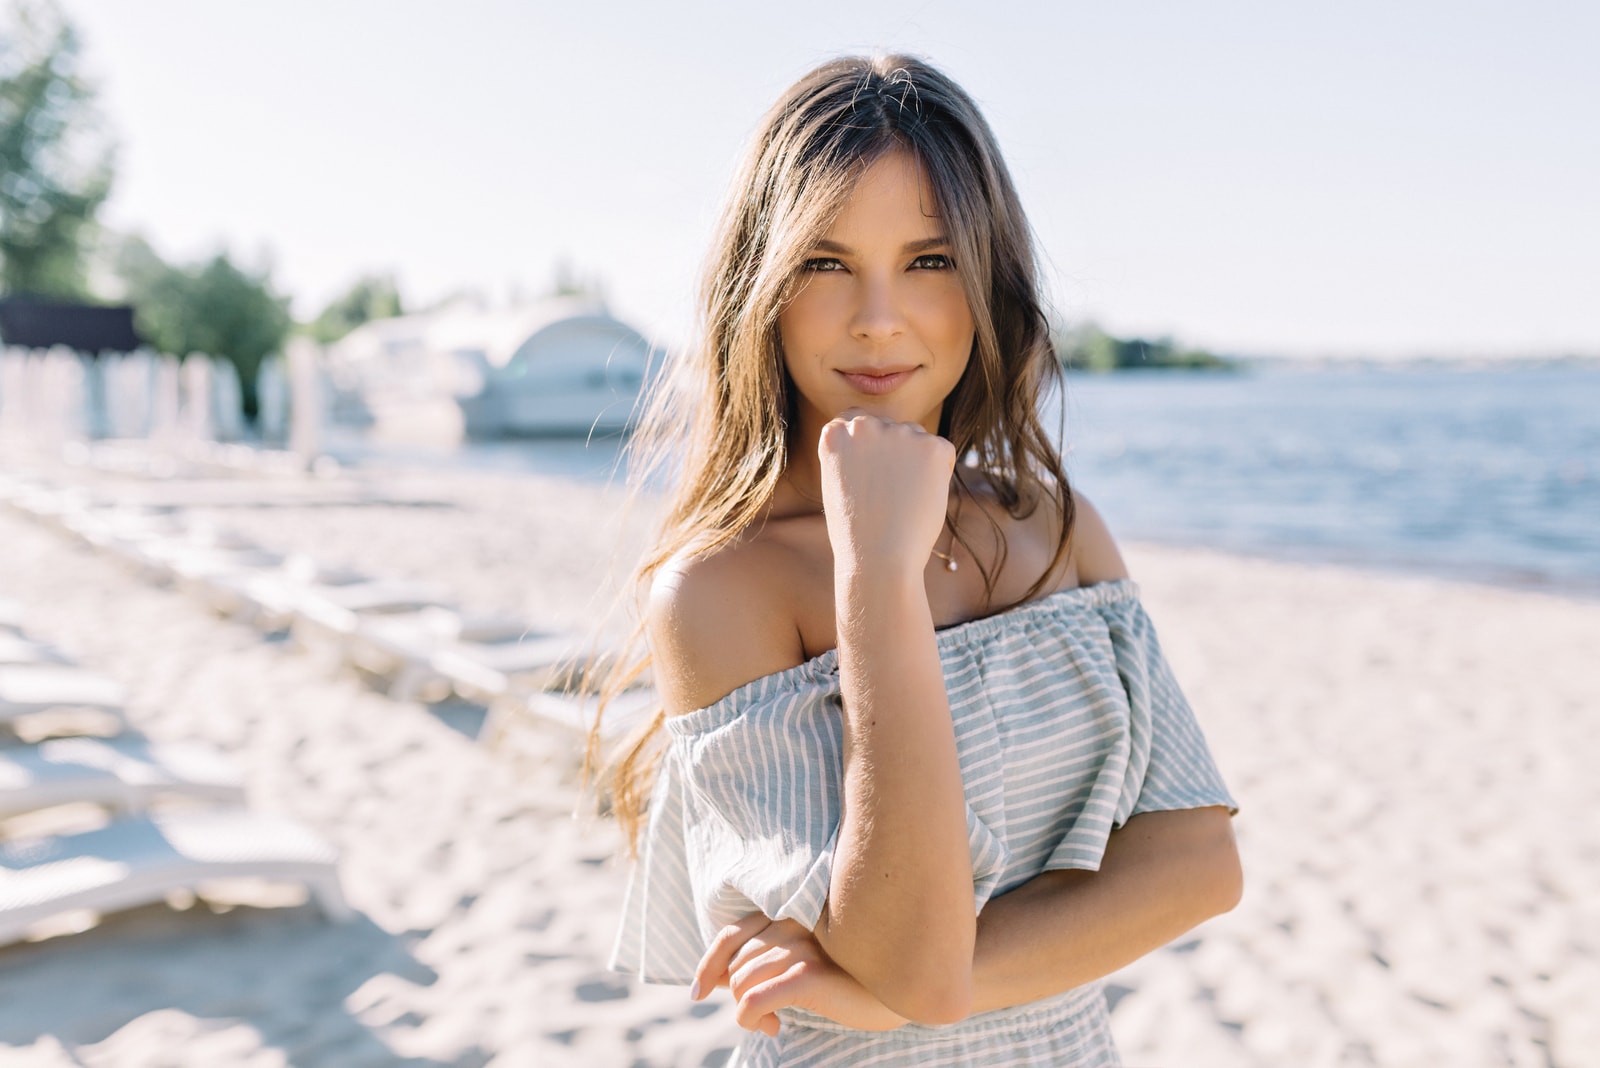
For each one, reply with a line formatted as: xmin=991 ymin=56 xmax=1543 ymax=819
xmin=849 ymin=275 xmax=908 ymax=343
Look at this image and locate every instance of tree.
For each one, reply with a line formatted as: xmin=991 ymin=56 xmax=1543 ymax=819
xmin=305 ymin=273 xmax=403 ymax=344
xmin=112 ymin=233 xmax=292 ymax=419
xmin=1055 ymin=321 xmax=1234 ymax=372
xmin=0 ymin=0 xmax=114 ymax=298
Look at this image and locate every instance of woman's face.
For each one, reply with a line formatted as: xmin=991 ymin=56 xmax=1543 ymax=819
xmin=779 ymin=148 xmax=976 ymax=444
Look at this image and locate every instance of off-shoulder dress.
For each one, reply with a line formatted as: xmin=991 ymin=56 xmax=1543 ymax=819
xmin=610 ymin=578 xmax=1237 ymax=1067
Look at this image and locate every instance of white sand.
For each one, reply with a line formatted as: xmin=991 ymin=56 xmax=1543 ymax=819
xmin=1 ymin=457 xmax=1596 ymax=1067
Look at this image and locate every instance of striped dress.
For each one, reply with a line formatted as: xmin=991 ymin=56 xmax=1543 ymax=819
xmin=610 ymin=578 xmax=1237 ymax=1067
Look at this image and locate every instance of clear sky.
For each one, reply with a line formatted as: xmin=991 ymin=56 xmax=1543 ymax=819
xmin=61 ymin=0 xmax=1600 ymax=359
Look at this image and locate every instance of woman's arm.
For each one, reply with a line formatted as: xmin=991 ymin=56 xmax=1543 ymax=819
xmin=810 ymin=413 xmax=976 ymax=1024
xmin=969 ymin=806 xmax=1241 ymax=1012
xmin=697 ymin=806 xmax=1241 ymax=1030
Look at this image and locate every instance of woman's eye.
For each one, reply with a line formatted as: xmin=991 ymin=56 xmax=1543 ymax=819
xmin=801 ymin=258 xmax=845 ymax=272
xmin=911 ymin=254 xmax=953 ymax=270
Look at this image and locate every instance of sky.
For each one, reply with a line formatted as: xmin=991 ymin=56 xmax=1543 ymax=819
xmin=56 ymin=0 xmax=1600 ymax=359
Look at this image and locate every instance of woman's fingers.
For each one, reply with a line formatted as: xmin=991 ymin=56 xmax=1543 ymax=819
xmin=693 ymin=912 xmax=773 ymax=1000
xmin=728 ymin=954 xmax=792 ymax=1032
xmin=729 ymin=943 xmax=797 ymax=1001
xmin=735 ymin=960 xmax=814 ymax=1032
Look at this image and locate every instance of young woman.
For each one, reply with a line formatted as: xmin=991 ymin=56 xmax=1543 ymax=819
xmin=597 ymin=54 xmax=1241 ymax=1066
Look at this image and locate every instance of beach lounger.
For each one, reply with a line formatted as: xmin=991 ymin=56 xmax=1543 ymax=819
xmin=121 ymin=527 xmax=274 ymax=586
xmin=199 ymin=554 xmax=368 ymax=628
xmin=0 ymin=808 xmax=350 ymax=946
xmin=0 ymin=665 xmax=125 ymax=716
xmin=287 ymin=579 xmax=455 ymax=653
xmin=0 ymin=633 xmax=72 ymax=667
xmin=0 ymin=598 xmax=22 ymax=635
xmin=0 ymin=736 xmax=245 ymax=819
xmin=0 ymin=664 xmax=127 ymax=739
xmin=60 ymin=505 xmax=183 ymax=554
xmin=168 ymin=546 xmax=287 ymax=600
xmin=5 ymin=485 xmax=91 ymax=527
xmin=346 ymin=607 xmax=591 ymax=702
xmin=482 ymin=685 xmax=659 ymax=748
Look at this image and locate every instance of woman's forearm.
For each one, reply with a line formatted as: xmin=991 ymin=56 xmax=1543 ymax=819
xmin=817 ymin=567 xmax=975 ymax=1024
xmin=969 ymin=807 xmax=1242 ymax=1014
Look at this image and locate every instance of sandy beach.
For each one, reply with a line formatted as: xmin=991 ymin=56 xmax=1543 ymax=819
xmin=1 ymin=455 xmax=1596 ymax=1067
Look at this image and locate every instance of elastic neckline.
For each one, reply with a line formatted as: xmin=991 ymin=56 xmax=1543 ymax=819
xmin=665 ymin=577 xmax=1139 ymax=736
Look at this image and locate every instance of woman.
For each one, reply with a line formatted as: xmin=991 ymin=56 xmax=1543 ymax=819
xmin=595 ymin=54 xmax=1241 ymax=1066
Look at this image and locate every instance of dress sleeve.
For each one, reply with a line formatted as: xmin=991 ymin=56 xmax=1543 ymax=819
xmin=610 ymin=666 xmax=1014 ymax=985
xmin=609 ymin=676 xmax=843 ymax=985
xmin=1038 ymin=593 xmax=1236 ymax=875
xmin=1111 ymin=597 xmax=1238 ymax=818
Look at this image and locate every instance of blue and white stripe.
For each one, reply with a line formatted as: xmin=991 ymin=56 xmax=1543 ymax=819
xmin=611 ymin=578 xmax=1237 ymax=1067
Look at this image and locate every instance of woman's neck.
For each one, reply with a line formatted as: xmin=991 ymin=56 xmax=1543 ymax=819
xmin=781 ymin=435 xmax=827 ymax=515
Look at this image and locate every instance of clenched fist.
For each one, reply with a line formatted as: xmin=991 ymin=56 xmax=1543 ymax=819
xmin=817 ymin=409 xmax=956 ymax=578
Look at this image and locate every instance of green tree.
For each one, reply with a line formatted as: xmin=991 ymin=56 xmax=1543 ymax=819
xmin=0 ymin=0 xmax=114 ymax=298
xmin=305 ymin=272 xmax=403 ymax=343
xmin=112 ymin=233 xmax=292 ymax=419
xmin=1055 ymin=321 xmax=1234 ymax=372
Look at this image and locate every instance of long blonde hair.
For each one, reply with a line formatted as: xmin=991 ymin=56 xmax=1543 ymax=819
xmin=586 ymin=54 xmax=1075 ymax=853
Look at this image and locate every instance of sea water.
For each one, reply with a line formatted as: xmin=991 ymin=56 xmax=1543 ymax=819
xmin=332 ymin=363 xmax=1600 ymax=597
xmin=1058 ymin=364 xmax=1599 ymax=595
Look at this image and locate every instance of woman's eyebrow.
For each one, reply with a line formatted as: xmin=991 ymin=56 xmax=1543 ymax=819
xmin=811 ymin=236 xmax=952 ymax=255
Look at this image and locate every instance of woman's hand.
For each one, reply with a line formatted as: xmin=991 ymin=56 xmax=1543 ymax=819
xmin=817 ymin=409 xmax=955 ymax=577
xmin=693 ymin=912 xmax=911 ymax=1035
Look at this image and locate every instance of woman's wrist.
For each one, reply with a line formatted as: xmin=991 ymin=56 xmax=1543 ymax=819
xmin=833 ymin=555 xmax=930 ymax=592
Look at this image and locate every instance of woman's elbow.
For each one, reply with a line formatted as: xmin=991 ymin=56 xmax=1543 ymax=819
xmin=880 ymin=973 xmax=973 ymax=1027
xmin=1206 ymin=823 xmax=1245 ymax=916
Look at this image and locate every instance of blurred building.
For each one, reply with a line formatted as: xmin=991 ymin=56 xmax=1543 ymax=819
xmin=324 ymin=295 xmax=655 ymax=440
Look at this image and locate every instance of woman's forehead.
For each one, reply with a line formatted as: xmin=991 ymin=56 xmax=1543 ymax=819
xmin=819 ymin=149 xmax=945 ymax=245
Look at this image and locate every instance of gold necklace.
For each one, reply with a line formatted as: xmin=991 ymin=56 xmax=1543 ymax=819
xmin=784 ymin=470 xmax=960 ymax=573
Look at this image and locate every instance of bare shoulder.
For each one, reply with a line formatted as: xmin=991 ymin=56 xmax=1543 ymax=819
xmin=646 ymin=532 xmax=807 ymax=715
xmin=1068 ymin=490 xmax=1130 ymax=586
xmin=955 ymin=469 xmax=1129 ymax=599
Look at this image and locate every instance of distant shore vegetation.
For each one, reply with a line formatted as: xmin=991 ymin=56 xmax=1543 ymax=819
xmin=1056 ymin=323 xmax=1236 ymax=372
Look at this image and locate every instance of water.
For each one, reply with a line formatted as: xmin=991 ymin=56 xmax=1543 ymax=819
xmin=329 ymin=364 xmax=1600 ymax=597
xmin=1058 ymin=364 xmax=1600 ymax=596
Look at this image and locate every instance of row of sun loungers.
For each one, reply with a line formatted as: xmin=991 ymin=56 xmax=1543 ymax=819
xmin=0 ymin=472 xmax=655 ymax=740
xmin=0 ymin=599 xmax=348 ymax=948
xmin=0 ymin=454 xmax=659 ymax=954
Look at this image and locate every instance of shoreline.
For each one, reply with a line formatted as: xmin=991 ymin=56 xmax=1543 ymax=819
xmin=320 ymin=428 xmax=1600 ymax=606
xmin=1 ymin=456 xmax=1596 ymax=1066
xmin=1116 ymin=530 xmax=1600 ymax=607
xmin=327 ymin=440 xmax=1600 ymax=607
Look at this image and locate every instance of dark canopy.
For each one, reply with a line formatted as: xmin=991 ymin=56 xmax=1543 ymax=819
xmin=0 ymin=297 xmax=142 ymax=355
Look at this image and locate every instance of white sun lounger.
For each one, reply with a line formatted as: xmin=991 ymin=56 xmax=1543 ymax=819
xmin=346 ymin=607 xmax=592 ymax=702
xmin=0 ymin=665 xmax=127 ymax=740
xmin=121 ymin=530 xmax=275 ymax=586
xmin=199 ymin=555 xmax=369 ymax=629
xmin=0 ymin=808 xmax=350 ymax=946
xmin=288 ymin=579 xmax=455 ymax=654
xmin=57 ymin=505 xmax=182 ymax=552
xmin=0 ymin=633 xmax=72 ymax=667
xmin=482 ymin=685 xmax=659 ymax=748
xmin=6 ymin=485 xmax=92 ymax=527
xmin=168 ymin=546 xmax=287 ymax=599
xmin=0 ymin=736 xmax=246 ymax=819
xmin=0 ymin=665 xmax=126 ymax=718
xmin=0 ymin=598 xmax=23 ymax=635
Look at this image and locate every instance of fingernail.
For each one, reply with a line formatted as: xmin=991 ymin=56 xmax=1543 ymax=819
xmin=689 ymin=979 xmax=701 ymax=1001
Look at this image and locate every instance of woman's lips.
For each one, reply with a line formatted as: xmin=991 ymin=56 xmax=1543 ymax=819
xmin=838 ymin=367 xmax=916 ymax=395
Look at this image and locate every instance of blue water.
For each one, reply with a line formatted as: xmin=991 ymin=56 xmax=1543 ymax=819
xmin=330 ymin=364 xmax=1600 ymax=597
xmin=1058 ymin=365 xmax=1600 ymax=595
